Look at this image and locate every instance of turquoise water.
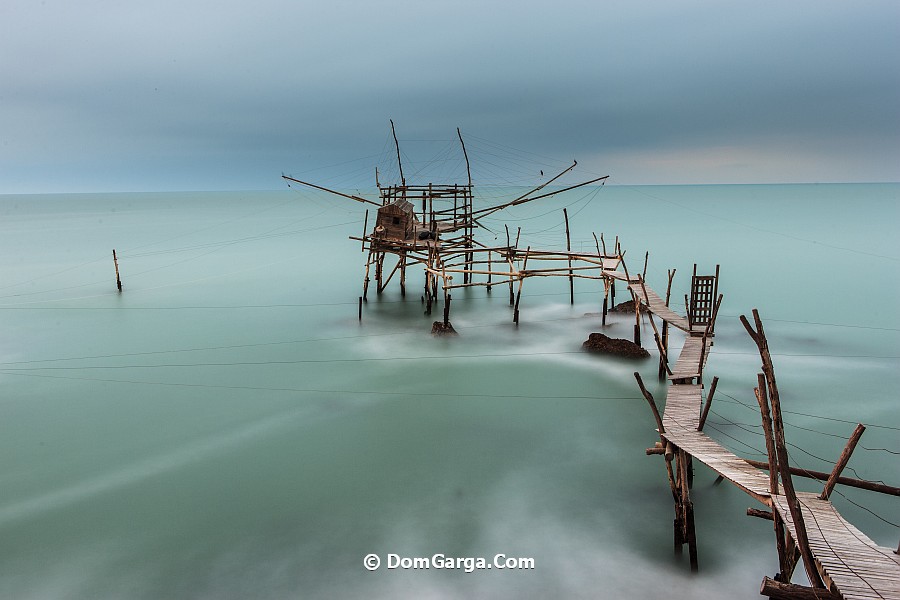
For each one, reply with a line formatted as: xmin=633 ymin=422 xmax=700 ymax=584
xmin=0 ymin=184 xmax=897 ymax=598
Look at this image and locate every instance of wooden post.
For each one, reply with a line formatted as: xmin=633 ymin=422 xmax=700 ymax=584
xmin=755 ymin=373 xmax=780 ymax=495
xmin=112 ymin=249 xmax=122 ymax=292
xmin=634 ymin=372 xmax=664 ymax=435
xmin=399 ymin=252 xmax=407 ymax=297
xmin=741 ymin=310 xmax=825 ymax=590
xmin=564 ymin=208 xmax=574 ymax=304
xmin=361 ymin=210 xmax=368 ymax=252
xmin=363 ymin=252 xmax=372 ymax=302
xmin=358 ymin=296 xmax=363 ymax=321
xmin=697 ymin=376 xmax=718 ymax=431
xmin=602 ymin=291 xmax=608 ymax=326
xmin=820 ymin=423 xmax=866 ymax=500
xmin=633 ymin=298 xmax=642 ymax=346
xmin=375 ymin=252 xmax=384 ymax=294
xmin=505 ymin=225 xmax=515 ymax=306
xmin=642 ymin=250 xmax=649 ymax=280
xmin=513 ymin=247 xmax=530 ymax=325
xmin=487 ymin=250 xmax=492 ymax=293
xmin=443 ymin=294 xmax=451 ymax=327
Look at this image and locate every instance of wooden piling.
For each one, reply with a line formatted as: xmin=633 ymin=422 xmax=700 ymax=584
xmin=112 ymin=249 xmax=122 ymax=292
xmin=564 ymin=208 xmax=574 ymax=304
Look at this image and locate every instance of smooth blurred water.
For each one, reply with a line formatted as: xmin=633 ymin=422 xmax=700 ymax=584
xmin=0 ymin=184 xmax=897 ymax=599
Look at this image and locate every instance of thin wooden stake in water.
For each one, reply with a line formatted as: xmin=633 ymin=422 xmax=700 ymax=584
xmin=112 ymin=249 xmax=122 ymax=292
xmin=564 ymin=208 xmax=574 ymax=304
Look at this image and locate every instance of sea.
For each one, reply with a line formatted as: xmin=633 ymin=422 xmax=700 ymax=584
xmin=0 ymin=183 xmax=897 ymax=599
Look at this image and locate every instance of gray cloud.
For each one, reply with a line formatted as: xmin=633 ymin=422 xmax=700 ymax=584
xmin=2 ymin=0 xmax=898 ymax=191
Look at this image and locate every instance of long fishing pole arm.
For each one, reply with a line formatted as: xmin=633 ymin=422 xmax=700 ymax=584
xmin=282 ymin=175 xmax=381 ymax=207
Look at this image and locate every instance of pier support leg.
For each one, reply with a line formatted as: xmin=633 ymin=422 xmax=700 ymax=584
xmin=673 ymin=449 xmax=699 ymax=572
xmin=400 ymin=253 xmax=407 ymax=297
xmin=374 ymin=252 xmax=385 ymax=295
xmin=602 ymin=294 xmax=608 ymax=326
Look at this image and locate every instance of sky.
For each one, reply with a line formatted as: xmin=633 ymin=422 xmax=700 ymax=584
xmin=2 ymin=0 xmax=899 ymax=193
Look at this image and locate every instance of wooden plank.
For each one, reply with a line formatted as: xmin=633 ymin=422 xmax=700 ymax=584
xmin=771 ymin=493 xmax=900 ymax=599
xmin=629 ymin=282 xmax=691 ymax=331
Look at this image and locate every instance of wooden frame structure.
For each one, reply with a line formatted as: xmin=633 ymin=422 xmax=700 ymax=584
xmin=283 ymin=123 xmax=618 ymax=330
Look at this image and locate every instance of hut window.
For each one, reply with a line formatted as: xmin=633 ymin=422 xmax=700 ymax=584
xmin=392 ymin=217 xmax=401 ymax=225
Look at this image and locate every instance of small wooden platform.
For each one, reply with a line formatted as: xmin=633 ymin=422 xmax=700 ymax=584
xmin=771 ymin=493 xmax=900 ymax=599
xmin=602 ymin=269 xmax=641 ymax=283
xmin=629 ymin=283 xmax=690 ymax=331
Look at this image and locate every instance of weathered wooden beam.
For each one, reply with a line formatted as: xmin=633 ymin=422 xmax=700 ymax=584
xmin=820 ymin=423 xmax=866 ymax=500
xmin=759 ymin=577 xmax=840 ymax=600
xmin=754 ymin=373 xmax=780 ymax=495
xmin=747 ymin=507 xmax=774 ymax=520
xmin=742 ymin=459 xmax=900 ymax=496
xmin=697 ymin=376 xmax=718 ymax=431
xmin=633 ymin=372 xmax=664 ymax=435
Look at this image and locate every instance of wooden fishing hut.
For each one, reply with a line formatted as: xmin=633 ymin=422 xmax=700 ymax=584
xmin=283 ymin=122 xmax=613 ymax=329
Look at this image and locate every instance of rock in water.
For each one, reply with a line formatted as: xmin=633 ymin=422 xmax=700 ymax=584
xmin=582 ymin=332 xmax=649 ymax=358
xmin=431 ymin=321 xmax=459 ymax=336
xmin=609 ymin=299 xmax=644 ymax=314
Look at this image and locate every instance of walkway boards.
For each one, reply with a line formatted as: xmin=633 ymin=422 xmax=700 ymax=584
xmin=771 ymin=493 xmax=900 ymax=599
xmin=669 ymin=335 xmax=711 ymax=382
xmin=661 ymin=385 xmax=772 ymax=502
xmin=657 ymin=321 xmax=900 ymax=599
xmin=629 ymin=283 xmax=690 ymax=331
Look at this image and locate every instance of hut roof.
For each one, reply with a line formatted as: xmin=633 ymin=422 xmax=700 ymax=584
xmin=385 ymin=199 xmax=415 ymax=214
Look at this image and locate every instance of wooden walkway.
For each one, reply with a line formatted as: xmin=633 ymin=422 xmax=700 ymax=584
xmin=645 ymin=301 xmax=900 ymax=598
xmin=771 ymin=493 xmax=900 ymax=600
xmin=661 ymin=384 xmax=771 ymax=502
xmin=668 ymin=335 xmax=711 ymax=382
xmin=629 ymin=282 xmax=690 ymax=331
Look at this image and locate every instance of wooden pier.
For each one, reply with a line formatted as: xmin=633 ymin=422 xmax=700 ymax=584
xmin=284 ymin=125 xmax=897 ymax=597
xmin=635 ymin=283 xmax=900 ymax=599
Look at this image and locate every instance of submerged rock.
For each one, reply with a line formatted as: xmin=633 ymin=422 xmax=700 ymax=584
xmin=431 ymin=321 xmax=459 ymax=336
xmin=609 ymin=299 xmax=645 ymax=314
xmin=582 ymin=332 xmax=649 ymax=359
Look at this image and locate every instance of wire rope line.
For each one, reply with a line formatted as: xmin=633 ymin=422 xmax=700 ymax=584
xmin=610 ymin=181 xmax=900 ymax=262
